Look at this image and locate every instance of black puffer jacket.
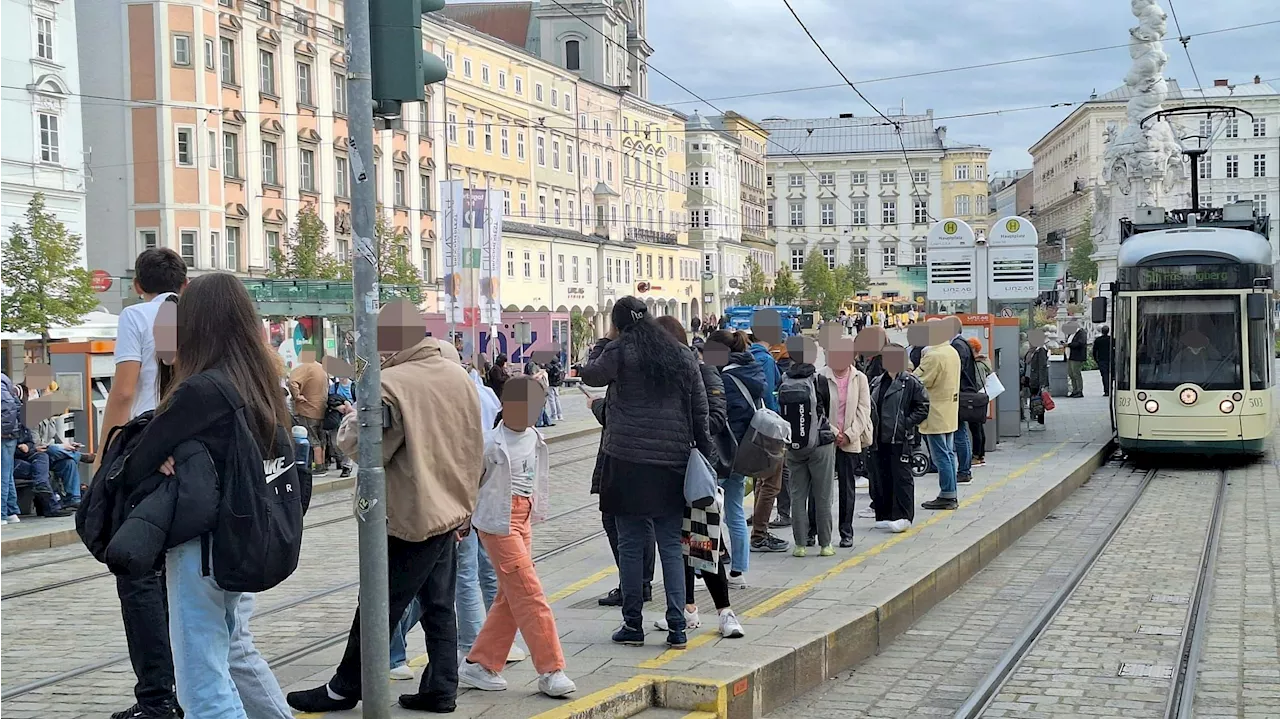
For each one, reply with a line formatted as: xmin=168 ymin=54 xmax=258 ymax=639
xmin=869 ymin=371 xmax=931 ymax=447
xmin=580 ymin=336 xmax=712 ymax=468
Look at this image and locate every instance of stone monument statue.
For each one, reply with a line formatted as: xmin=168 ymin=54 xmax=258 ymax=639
xmin=1092 ymin=0 xmax=1190 ymax=285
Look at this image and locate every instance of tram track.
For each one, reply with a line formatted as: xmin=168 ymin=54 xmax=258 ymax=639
xmin=952 ymin=465 xmax=1229 ymax=719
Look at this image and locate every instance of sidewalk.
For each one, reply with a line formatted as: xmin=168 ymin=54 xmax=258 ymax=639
xmin=0 ymin=389 xmax=601 ymax=557
xmin=279 ymin=374 xmax=1116 ymax=719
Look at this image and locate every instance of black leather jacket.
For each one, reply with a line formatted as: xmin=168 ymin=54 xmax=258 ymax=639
xmin=869 ymin=371 xmax=931 ymax=447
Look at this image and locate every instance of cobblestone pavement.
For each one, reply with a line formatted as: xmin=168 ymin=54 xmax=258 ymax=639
xmin=0 ymin=430 xmax=603 ymax=719
xmin=763 ymin=463 xmax=1147 ymax=719
xmin=1194 ymin=456 xmax=1280 ymax=719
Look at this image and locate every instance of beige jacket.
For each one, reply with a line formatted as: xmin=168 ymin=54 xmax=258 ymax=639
xmin=338 ymin=338 xmax=483 ymax=542
xmin=914 ymin=342 xmax=960 ymax=435
xmin=818 ymin=366 xmax=872 ymax=453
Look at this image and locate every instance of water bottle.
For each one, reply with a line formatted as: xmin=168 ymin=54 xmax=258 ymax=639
xmin=292 ymin=426 xmax=310 ymax=472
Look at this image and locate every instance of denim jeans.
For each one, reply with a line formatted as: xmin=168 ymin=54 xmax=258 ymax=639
xmin=546 ymin=387 xmax=563 ymax=421
xmin=166 ymin=539 xmax=291 ymax=719
xmin=390 ymin=531 xmax=498 ymax=667
xmin=14 ymin=452 xmax=61 ymax=514
xmin=118 ymin=571 xmax=177 ymax=711
xmin=44 ymin=444 xmax=80 ymax=502
xmin=616 ymin=513 xmax=685 ymax=633
xmin=925 ymin=432 xmax=958 ymax=500
xmin=953 ymin=422 xmax=972 ymax=477
xmin=1 ymin=438 xmax=18 ymax=517
xmin=719 ymin=474 xmax=749 ymax=573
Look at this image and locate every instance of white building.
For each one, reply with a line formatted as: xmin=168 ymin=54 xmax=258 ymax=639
xmin=686 ymin=112 xmax=748 ymax=314
xmin=762 ymin=113 xmax=946 ymax=300
xmin=2 ymin=0 xmax=88 ymax=263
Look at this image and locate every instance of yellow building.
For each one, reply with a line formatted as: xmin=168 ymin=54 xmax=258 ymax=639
xmin=940 ymin=145 xmax=992 ymax=238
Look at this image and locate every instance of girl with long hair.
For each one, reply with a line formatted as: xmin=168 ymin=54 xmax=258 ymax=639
xmin=120 ymin=273 xmax=294 ymax=719
xmin=580 ymin=296 xmax=713 ymax=649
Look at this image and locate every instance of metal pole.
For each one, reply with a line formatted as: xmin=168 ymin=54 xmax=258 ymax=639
xmin=342 ymin=1 xmax=390 ymax=716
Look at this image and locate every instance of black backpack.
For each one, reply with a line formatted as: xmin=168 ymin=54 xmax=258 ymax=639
xmin=322 ymin=394 xmax=346 ymax=431
xmin=208 ymin=405 xmax=309 ymax=593
xmin=777 ymin=374 xmax=834 ymax=451
xmin=76 ymin=411 xmax=156 ymax=563
xmin=546 ymin=361 xmax=564 ymax=387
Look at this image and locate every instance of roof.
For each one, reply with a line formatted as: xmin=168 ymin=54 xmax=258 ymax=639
xmin=1118 ymin=227 xmax=1273 ymax=267
xmin=504 ymin=221 xmax=611 ymax=246
xmin=438 ymin=2 xmax=533 ymax=47
xmin=760 ymin=114 xmax=942 ymax=157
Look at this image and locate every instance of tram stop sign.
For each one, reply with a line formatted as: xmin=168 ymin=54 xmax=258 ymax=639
xmin=987 ymin=216 xmax=1040 ymax=300
xmin=926 ymin=218 xmax=977 ymax=301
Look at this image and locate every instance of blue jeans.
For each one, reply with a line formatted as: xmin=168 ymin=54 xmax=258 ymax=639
xmin=45 ymin=444 xmax=80 ymax=503
xmin=616 ymin=513 xmax=685 ymax=633
xmin=166 ymin=539 xmax=292 ymax=719
xmin=925 ymin=432 xmax=958 ymax=500
xmin=1 ymin=439 xmax=18 ymax=517
xmin=720 ymin=474 xmax=749 ymax=574
xmin=953 ymin=423 xmax=972 ymax=477
xmin=391 ymin=531 xmax=498 ymax=667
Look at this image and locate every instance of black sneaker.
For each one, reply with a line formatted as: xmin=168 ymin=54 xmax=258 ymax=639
xmin=111 ymin=703 xmax=181 ymax=719
xmin=838 ymin=537 xmax=854 ymax=548
xmin=806 ymin=536 xmax=816 ymax=547
xmin=768 ymin=516 xmax=792 ymax=528
xmin=612 ymin=623 xmax=645 ymax=646
xmin=398 ymin=692 xmax=456 ymax=713
xmin=643 ymin=583 xmax=653 ymax=603
xmin=957 ymin=473 xmax=973 ymax=485
xmin=339 ymin=465 xmax=352 ymax=478
xmin=921 ymin=497 xmax=959 ymax=511
xmin=287 ymin=685 xmax=358 ymax=712
xmin=750 ymin=535 xmax=790 ymax=553
xmin=598 ymin=588 xmax=622 ymax=606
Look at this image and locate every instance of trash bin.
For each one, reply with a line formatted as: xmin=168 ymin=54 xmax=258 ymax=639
xmin=1048 ymin=356 xmax=1069 ymax=397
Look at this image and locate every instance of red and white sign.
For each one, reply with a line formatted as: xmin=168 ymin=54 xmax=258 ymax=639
xmin=90 ymin=270 xmax=113 ymax=293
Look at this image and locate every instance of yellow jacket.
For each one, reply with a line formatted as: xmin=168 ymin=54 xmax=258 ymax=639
xmin=914 ymin=343 xmax=960 ymax=435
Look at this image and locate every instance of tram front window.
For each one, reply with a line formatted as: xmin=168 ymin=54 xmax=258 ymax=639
xmin=1136 ymin=296 xmax=1241 ymax=390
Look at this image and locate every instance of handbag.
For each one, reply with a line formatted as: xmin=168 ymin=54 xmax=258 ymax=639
xmin=984 ymin=371 xmax=1006 ymax=401
xmin=958 ymin=390 xmax=989 ymax=424
xmin=724 ymin=374 xmax=789 ymax=478
xmin=683 ymin=399 xmax=717 ymax=509
xmin=1040 ymin=389 xmax=1056 ymax=412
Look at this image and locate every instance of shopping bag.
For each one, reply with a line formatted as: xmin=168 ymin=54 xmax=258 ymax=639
xmin=1040 ymin=389 xmax=1056 ymax=412
xmin=685 ymin=447 xmax=718 ymax=509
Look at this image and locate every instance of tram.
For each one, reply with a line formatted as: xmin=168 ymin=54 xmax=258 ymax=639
xmin=1094 ymin=204 xmax=1275 ymax=455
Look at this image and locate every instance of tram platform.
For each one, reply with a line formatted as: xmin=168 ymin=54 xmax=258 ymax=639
xmin=275 ymin=374 xmax=1117 ymax=719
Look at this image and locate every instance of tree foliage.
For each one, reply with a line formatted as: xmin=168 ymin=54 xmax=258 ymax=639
xmin=570 ymin=310 xmax=593 ymax=362
xmin=371 ymin=211 xmax=423 ymax=302
xmin=1 ymin=194 xmax=98 ymax=351
xmin=771 ymin=267 xmax=800 ymax=306
xmin=270 ymin=206 xmax=341 ymax=279
xmin=835 ymin=259 xmax=870 ymax=301
xmin=1067 ymin=215 xmax=1098 ymax=284
xmin=738 ymin=257 xmax=771 ymax=306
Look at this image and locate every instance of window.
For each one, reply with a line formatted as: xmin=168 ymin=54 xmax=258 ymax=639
xmin=554 ymin=198 xmax=561 ymax=224
xmin=517 ymin=131 xmax=525 ymax=160
xmin=766 ymin=174 xmax=774 ymax=187
xmin=1254 ymin=117 xmax=1268 ymax=137
xmin=522 ymin=250 xmax=531 ymax=278
xmin=481 ymin=65 xmax=489 ymax=84
xmin=1199 ymin=157 xmax=1211 ymax=179
xmin=954 ymin=195 xmax=970 ymax=215
xmin=539 ymin=252 xmax=547 ymax=278
xmin=789 ymin=202 xmax=804 ymax=226
xmin=788 ymin=174 xmax=803 ymax=188
xmin=258 ymin=49 xmax=275 ymax=95
xmin=572 ymin=255 xmax=579 ymax=282
xmin=852 ymin=200 xmax=866 ymax=225
xmin=607 ymin=257 xmax=614 ymax=283
xmin=565 ymin=39 xmax=580 ymax=70
xmin=645 ymin=254 xmax=652 ymax=277
xmin=1198 ymin=193 xmax=1212 ymax=208
xmin=180 ymin=230 xmax=197 ymax=266
xmin=592 ymin=119 xmax=600 ymax=135
xmin=175 ymin=127 xmax=195 ymax=167
xmin=914 ymin=245 xmax=926 ymax=266
xmin=335 ymin=156 xmax=349 ymax=197
xmin=223 ymin=132 xmax=240 ymax=177
xmin=462 ymin=58 xmax=472 ymax=78
xmin=954 ymin=164 xmax=969 ymax=180
xmin=551 ymin=88 xmax=558 ymax=107
xmin=421 ymin=245 xmax=433 ymax=282
xmin=851 ymin=171 xmax=867 ymax=185
xmin=519 ymin=192 xmax=527 ymax=217
xmin=207 ymin=130 xmax=217 ymax=169
xmin=393 ymin=169 xmax=405 ymax=206
xmin=790 ymin=248 xmax=804 ymax=271
xmin=37 ymin=113 xmax=59 ymax=163
xmin=538 ymin=195 xmax=546 ymax=222
xmin=882 ymin=245 xmax=897 ymax=269
xmin=220 ymin=38 xmax=236 ymax=84
xmin=975 ymin=165 xmax=986 ymax=180
xmin=552 ymin=139 xmax=560 ymax=169
xmin=976 ymin=194 xmax=987 ymax=215
xmin=689 ymin=171 xmax=699 ymax=187
xmin=296 ymin=62 xmax=312 ymax=105
xmin=502 ymin=190 xmax=510 ymax=216
xmin=1255 ymin=193 xmax=1269 ymax=216
xmin=225 ymin=227 xmax=240 ymax=271
xmin=500 ymin=127 xmax=509 ymax=156
xmin=333 ymin=72 xmax=347 ymax=114
xmin=211 ymin=231 xmax=221 ymax=269
xmin=820 ymin=202 xmax=835 ymax=226
xmin=535 ymin=83 xmax=543 ymax=102
xmin=606 ymin=160 xmax=612 ymax=181
xmin=822 ymin=247 xmax=836 ymax=269
xmin=536 ymin=136 xmax=545 ymax=166
xmin=913 ymin=199 xmax=928 ymax=224
xmin=605 ymin=122 xmax=612 ymax=138
xmin=332 ymin=24 xmax=344 ymax=44
xmin=204 ymin=38 xmax=215 ymax=70
xmin=498 ymin=71 xmax=506 ymax=89
xmin=819 ymin=172 xmax=834 ymax=186
xmin=514 ymin=76 xmax=522 ymax=94
xmin=1199 ymin=118 xmax=1213 ymax=138
xmin=767 ymin=203 xmax=774 ymax=226
xmin=624 ymin=259 xmax=632 ymax=283
xmin=1226 ymin=154 xmax=1239 ymax=179
xmin=1254 ymin=154 xmax=1267 ymax=177
xmin=882 ymin=200 xmax=896 ymax=225
xmin=1227 ymin=193 xmax=1240 ymax=204
xmin=173 ymin=35 xmax=191 ymax=66
xmin=506 ymin=249 xmax=515 ymax=277
xmin=484 ymin=122 xmax=493 ymax=153
xmin=466 ymin=117 xmax=475 ymax=148
xmin=255 ymin=0 xmax=271 ymax=20
xmin=446 ymin=111 xmax=457 ymax=144
xmin=881 ymin=171 xmax=896 ymax=185
xmin=851 ymin=246 xmax=866 ymax=267
xmin=912 ymin=170 xmax=927 ymax=184
xmin=1137 ymin=296 xmax=1241 ymax=390
xmin=1225 ymin=117 xmax=1239 ymax=138
xmin=36 ymin=16 xmax=54 ymax=61
xmin=261 ymin=140 xmax=278 ymax=185
xmin=557 ymin=254 xmax=565 ymax=281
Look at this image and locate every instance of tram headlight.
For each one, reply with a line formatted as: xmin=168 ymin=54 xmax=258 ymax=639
xmin=1137 ymin=392 xmax=1148 ymax=402
xmin=1144 ymin=399 xmax=1159 ymax=413
xmin=1179 ymin=388 xmax=1198 ymax=405
xmin=1219 ymin=399 xmax=1235 ymax=414
xmin=1232 ymin=392 xmax=1243 ymax=402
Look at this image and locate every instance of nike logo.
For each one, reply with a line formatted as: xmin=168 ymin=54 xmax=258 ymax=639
xmin=263 ymin=456 xmax=291 ymax=484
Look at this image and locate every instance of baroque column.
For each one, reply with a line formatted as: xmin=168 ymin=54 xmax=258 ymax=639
xmin=1092 ymin=0 xmax=1189 ymax=285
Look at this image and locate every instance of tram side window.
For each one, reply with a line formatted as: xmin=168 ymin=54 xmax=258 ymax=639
xmin=1115 ymin=297 xmax=1130 ymax=390
xmin=1135 ymin=296 xmax=1241 ymax=391
xmin=1249 ymin=304 xmax=1270 ymax=389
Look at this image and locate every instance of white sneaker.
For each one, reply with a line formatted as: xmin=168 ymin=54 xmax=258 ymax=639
xmin=538 ymin=670 xmax=577 ymax=698
xmin=874 ymin=520 xmax=891 ymax=530
xmin=654 ymin=607 xmax=701 ymax=631
xmin=0 ymin=518 xmax=7 ymax=525
xmin=719 ymin=610 xmax=745 ymax=638
xmin=7 ymin=515 xmax=19 ymax=523
xmin=855 ymin=476 xmax=870 ymax=489
xmin=390 ymin=664 xmax=415 ymax=680
xmin=727 ymin=573 xmax=748 ymax=590
xmin=856 ymin=507 xmax=876 ymax=519
xmin=506 ymin=644 xmax=526 ymax=663
xmin=889 ymin=519 xmax=911 ymax=533
xmin=458 ymin=660 xmax=507 ymax=691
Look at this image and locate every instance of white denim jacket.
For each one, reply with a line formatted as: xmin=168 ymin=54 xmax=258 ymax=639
xmin=471 ymin=424 xmax=550 ymax=535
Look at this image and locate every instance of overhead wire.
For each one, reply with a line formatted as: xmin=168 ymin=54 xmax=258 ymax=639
xmin=1165 ymin=0 xmax=1205 ymax=100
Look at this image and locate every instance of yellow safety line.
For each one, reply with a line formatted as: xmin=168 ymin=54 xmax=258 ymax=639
xmin=547 ymin=565 xmax=618 ymax=603
xmin=637 ymin=442 xmax=1069 ymax=669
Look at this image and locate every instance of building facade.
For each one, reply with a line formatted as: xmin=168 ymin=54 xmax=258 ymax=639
xmin=685 ymin=113 xmax=744 ymax=314
xmin=712 ymin=112 xmax=774 ymax=302
xmin=987 ymin=168 xmax=1031 ymax=223
xmin=763 ymin=113 xmax=948 ymax=301
xmin=4 ymin=0 xmax=88 ymax=265
xmin=939 ymin=140 xmax=991 ymax=238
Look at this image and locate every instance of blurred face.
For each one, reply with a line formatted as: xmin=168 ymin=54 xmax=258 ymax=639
xmin=324 ymin=355 xmax=354 ymax=379
xmin=501 ymin=377 xmax=544 ymax=431
xmin=853 ymin=326 xmax=887 ymax=357
xmin=752 ymin=309 xmax=783 ymax=346
xmin=818 ymin=323 xmax=843 ymax=351
xmin=1029 ymin=328 xmax=1046 ymax=348
xmin=906 ymin=323 xmax=928 ymax=349
xmin=828 ymin=337 xmax=855 ymax=373
xmin=703 ymin=340 xmax=731 ymax=368
xmin=925 ymin=319 xmax=951 ymax=347
xmin=154 ymin=301 xmax=178 ymax=365
xmin=378 ymin=300 xmax=424 ymax=356
xmin=881 ymin=345 xmax=907 ymax=374
xmin=786 ymin=335 xmax=816 ymax=364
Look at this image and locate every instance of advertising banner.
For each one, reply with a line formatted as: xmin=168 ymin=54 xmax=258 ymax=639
xmin=440 ymin=180 xmax=465 ymax=323
xmin=480 ymin=189 xmax=504 ymax=325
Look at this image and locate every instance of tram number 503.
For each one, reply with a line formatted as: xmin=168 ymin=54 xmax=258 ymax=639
xmin=1117 ymin=396 xmax=1132 ymax=407
xmin=1249 ymin=397 xmax=1265 ymax=408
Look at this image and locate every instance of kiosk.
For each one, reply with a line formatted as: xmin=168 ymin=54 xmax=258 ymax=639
xmin=48 ymin=341 xmax=117 ymax=487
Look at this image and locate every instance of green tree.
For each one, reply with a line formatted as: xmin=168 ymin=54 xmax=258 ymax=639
xmin=834 ymin=259 xmax=870 ymax=305
xmin=271 ymin=206 xmax=341 ymax=279
xmin=2 ymin=194 xmax=97 ymax=356
xmin=801 ymin=252 xmax=848 ymax=318
xmin=772 ymin=267 xmax=800 ymax=306
xmin=570 ymin=309 xmax=593 ymax=362
xmin=371 ymin=212 xmax=423 ymax=302
xmin=1067 ymin=216 xmax=1098 ymax=284
xmin=738 ymin=257 xmax=771 ymax=306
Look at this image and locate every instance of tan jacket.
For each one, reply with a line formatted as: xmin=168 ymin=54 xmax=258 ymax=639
xmin=914 ymin=342 xmax=960 ymax=435
xmin=818 ymin=366 xmax=872 ymax=453
xmin=338 ymin=338 xmax=482 ymax=542
xmin=288 ymin=361 xmax=328 ymax=420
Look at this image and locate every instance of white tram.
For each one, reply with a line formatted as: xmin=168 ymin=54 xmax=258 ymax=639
xmin=1094 ymin=208 xmax=1275 ymax=455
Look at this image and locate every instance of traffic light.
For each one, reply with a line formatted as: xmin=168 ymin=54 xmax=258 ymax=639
xmin=370 ymin=0 xmax=448 ymax=118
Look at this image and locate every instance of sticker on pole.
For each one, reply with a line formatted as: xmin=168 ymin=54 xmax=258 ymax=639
xmin=927 ymin=218 xmax=976 ymax=249
xmin=989 ymin=216 xmax=1039 ymax=247
xmin=927 ymin=247 xmax=977 ymax=300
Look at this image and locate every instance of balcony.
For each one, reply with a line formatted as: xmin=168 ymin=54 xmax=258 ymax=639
xmin=626 ymin=227 xmax=678 ymax=245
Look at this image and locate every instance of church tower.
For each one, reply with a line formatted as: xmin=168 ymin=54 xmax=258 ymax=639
xmin=530 ymin=0 xmax=653 ymax=98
